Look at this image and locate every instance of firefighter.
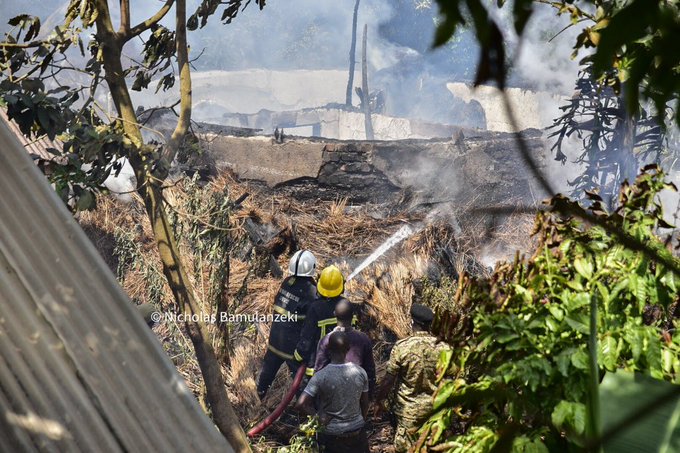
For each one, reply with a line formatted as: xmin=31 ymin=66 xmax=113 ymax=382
xmin=293 ymin=265 xmax=348 ymax=377
xmin=257 ymin=250 xmax=318 ymax=399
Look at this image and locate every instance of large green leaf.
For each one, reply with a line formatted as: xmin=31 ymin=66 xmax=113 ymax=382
xmin=599 ymin=370 xmax=680 ymax=452
xmin=552 ymin=400 xmax=586 ymax=437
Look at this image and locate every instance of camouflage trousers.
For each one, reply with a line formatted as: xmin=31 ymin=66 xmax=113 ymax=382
xmin=393 ymin=420 xmax=419 ymax=452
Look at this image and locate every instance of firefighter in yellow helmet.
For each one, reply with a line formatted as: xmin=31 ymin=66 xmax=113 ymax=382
xmin=293 ymin=265 xmax=350 ymax=376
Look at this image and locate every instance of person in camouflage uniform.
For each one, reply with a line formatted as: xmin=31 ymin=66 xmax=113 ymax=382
xmin=376 ymin=303 xmax=450 ymax=452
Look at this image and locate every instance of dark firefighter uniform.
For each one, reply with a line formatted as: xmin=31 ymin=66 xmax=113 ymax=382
xmin=257 ymin=275 xmax=317 ymax=398
xmin=293 ymin=265 xmax=352 ymax=376
xmin=293 ymin=294 xmax=349 ymax=375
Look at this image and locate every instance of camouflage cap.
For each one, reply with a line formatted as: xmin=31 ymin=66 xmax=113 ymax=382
xmin=410 ymin=303 xmax=434 ymax=324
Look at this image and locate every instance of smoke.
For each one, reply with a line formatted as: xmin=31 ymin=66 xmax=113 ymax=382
xmin=185 ymin=0 xmax=395 ymax=71
xmin=103 ymin=158 xmax=136 ymax=203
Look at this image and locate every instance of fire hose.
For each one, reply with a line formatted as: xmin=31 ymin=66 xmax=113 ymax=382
xmin=247 ymin=365 xmax=307 ymax=437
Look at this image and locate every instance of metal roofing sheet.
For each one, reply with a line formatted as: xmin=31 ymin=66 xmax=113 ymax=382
xmin=0 ymin=115 xmax=234 ymax=452
xmin=0 ymin=108 xmax=63 ymax=161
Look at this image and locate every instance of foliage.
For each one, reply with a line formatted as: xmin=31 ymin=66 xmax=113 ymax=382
xmin=599 ymin=370 xmax=680 ymax=452
xmin=431 ymin=0 xmax=680 ymax=125
xmin=550 ymin=65 xmax=665 ymax=206
xmin=422 ymin=166 xmax=680 ymax=451
xmin=168 ymin=175 xmax=236 ymax=359
xmin=275 ymin=416 xmax=320 ymax=453
xmin=0 ymin=13 xmax=130 ymax=209
xmin=114 ymin=226 xmax=169 ymax=306
xmin=188 ymin=0 xmax=266 ymax=30
xmin=0 ymin=1 xmax=264 ymax=209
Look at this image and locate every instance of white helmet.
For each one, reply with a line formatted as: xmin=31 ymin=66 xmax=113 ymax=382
xmin=288 ymin=250 xmax=316 ymax=277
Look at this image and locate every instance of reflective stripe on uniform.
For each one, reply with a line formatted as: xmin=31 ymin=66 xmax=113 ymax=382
xmin=267 ymin=344 xmax=294 ymax=360
xmin=272 ymin=304 xmax=306 ymax=320
xmin=317 ymin=317 xmax=337 ymax=337
xmin=306 ymin=367 xmax=315 ymax=376
xmin=294 ymin=349 xmax=303 ymax=362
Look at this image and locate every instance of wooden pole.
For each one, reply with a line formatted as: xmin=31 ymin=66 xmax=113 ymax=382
xmin=345 ymin=0 xmax=360 ymax=106
xmin=361 ymin=24 xmax=374 ymax=140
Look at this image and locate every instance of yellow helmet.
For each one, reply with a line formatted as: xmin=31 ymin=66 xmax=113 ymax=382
xmin=317 ymin=265 xmax=344 ymax=298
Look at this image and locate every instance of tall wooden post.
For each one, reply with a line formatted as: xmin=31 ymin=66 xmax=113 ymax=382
xmin=361 ymin=24 xmax=374 ymax=140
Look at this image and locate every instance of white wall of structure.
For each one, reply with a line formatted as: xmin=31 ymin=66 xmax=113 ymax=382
xmin=447 ymin=83 xmax=567 ymax=133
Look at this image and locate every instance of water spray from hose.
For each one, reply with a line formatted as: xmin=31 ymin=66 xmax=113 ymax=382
xmin=346 ymin=222 xmax=422 ymax=281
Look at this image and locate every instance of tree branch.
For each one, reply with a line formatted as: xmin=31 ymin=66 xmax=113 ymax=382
xmin=501 ymin=90 xmax=556 ymax=197
xmin=125 ymin=0 xmax=175 ymax=41
xmin=0 ymin=41 xmax=44 ymax=48
xmin=119 ymin=0 xmax=131 ymax=36
xmin=156 ymin=0 xmax=191 ymax=179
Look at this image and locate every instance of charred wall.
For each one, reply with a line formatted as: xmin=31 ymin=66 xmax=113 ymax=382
xmin=199 ymin=128 xmax=547 ymax=208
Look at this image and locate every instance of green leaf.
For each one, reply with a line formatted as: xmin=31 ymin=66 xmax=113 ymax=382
xmin=600 ymin=370 xmax=680 ymax=453
xmin=596 ymin=282 xmax=610 ymax=304
xmin=571 ymin=349 xmax=589 ymax=370
xmin=556 ymin=349 xmax=572 ymax=376
xmin=433 ymin=380 xmax=455 ymax=410
xmin=548 ymin=304 xmax=564 ymax=321
xmin=436 ymin=348 xmax=453 ymax=382
xmin=496 ymin=332 xmax=520 ymax=344
xmin=600 ymin=336 xmax=618 ymax=371
xmin=511 ymin=435 xmax=549 ymax=453
xmin=660 ymin=271 xmax=677 ymax=292
xmin=514 ymin=284 xmax=533 ymax=304
xmin=574 ymin=257 xmax=593 ymax=280
xmin=552 ymin=400 xmax=586 ymax=436
xmin=567 ymin=292 xmax=591 ymax=311
xmin=566 ymin=313 xmax=590 ymax=334
xmin=546 ymin=316 xmax=560 ymax=332
xmin=625 ymin=328 xmax=644 ymax=361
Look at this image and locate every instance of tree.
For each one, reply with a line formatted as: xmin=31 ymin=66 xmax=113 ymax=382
xmin=432 ymin=0 xmax=680 ymax=126
xmin=0 ymin=1 xmax=265 ymax=450
xmin=417 ymin=1 xmax=680 ymax=450
xmin=550 ymin=65 xmax=665 ymax=207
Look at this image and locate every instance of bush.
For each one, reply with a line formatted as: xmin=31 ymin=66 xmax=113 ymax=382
xmin=421 ymin=166 xmax=680 ymax=451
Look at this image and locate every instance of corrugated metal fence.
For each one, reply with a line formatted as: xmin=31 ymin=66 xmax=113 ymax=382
xmin=0 ymin=117 xmax=233 ymax=452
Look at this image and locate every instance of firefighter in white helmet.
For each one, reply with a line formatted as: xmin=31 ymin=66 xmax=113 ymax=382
xmin=257 ymin=250 xmax=318 ymax=399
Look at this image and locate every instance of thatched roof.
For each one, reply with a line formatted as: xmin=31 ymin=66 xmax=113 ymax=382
xmin=0 ymin=116 xmax=232 ymax=451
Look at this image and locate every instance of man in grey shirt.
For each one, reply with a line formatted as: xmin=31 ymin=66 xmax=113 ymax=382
xmin=296 ymin=331 xmax=370 ymax=453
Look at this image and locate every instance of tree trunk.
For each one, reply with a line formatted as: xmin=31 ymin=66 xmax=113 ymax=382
xmin=361 ymin=24 xmax=374 ymax=140
xmin=93 ymin=1 xmax=250 ymax=450
xmin=215 ymin=255 xmax=231 ymax=364
xmin=345 ymin=0 xmax=360 ymax=107
xmin=620 ymin=112 xmax=638 ymax=185
xmin=141 ymin=182 xmax=250 ymax=452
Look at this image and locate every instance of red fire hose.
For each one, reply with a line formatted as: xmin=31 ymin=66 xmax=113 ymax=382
xmin=248 ymin=365 xmax=307 ymax=437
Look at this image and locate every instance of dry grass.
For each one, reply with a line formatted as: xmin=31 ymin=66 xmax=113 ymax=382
xmin=347 ymin=257 xmax=428 ymax=339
